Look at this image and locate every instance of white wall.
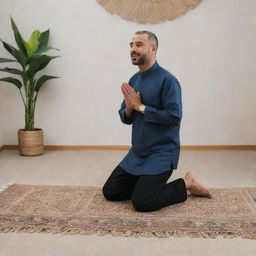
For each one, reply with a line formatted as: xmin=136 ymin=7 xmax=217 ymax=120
xmin=0 ymin=93 xmax=3 ymax=147
xmin=0 ymin=0 xmax=255 ymax=146
xmin=0 ymin=128 xmax=2 ymax=147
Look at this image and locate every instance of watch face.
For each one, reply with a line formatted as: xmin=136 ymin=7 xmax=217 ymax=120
xmin=140 ymin=105 xmax=145 ymax=111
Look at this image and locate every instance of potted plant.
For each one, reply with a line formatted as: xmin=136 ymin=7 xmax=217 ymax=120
xmin=0 ymin=17 xmax=60 ymax=156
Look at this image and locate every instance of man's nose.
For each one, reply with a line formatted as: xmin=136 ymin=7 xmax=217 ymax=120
xmin=130 ymin=45 xmax=137 ymax=52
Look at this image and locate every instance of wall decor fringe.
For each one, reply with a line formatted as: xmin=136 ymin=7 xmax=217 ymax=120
xmin=96 ymin=0 xmax=203 ymax=24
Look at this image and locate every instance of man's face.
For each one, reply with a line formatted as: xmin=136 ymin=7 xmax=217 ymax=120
xmin=130 ymin=34 xmax=154 ymax=66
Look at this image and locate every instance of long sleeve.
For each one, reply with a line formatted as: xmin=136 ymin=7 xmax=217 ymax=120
xmin=119 ymin=100 xmax=133 ymax=125
xmin=144 ymin=77 xmax=182 ymax=126
xmin=118 ymin=62 xmax=182 ymax=175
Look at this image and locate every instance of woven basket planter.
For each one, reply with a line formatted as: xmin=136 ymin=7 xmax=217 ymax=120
xmin=18 ymin=129 xmax=44 ymax=156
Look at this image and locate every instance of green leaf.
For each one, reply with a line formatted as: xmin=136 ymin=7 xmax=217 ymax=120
xmin=23 ymin=30 xmax=41 ymax=57
xmin=27 ymin=55 xmax=59 ymax=79
xmin=0 ymin=77 xmax=22 ymax=89
xmin=36 ymin=46 xmax=60 ymax=55
xmin=27 ymin=54 xmax=41 ymax=64
xmin=35 ymin=75 xmax=58 ymax=92
xmin=0 ymin=58 xmax=17 ymax=63
xmin=27 ymin=52 xmax=59 ymax=64
xmin=0 ymin=68 xmax=27 ymax=84
xmin=0 ymin=67 xmax=23 ymax=76
xmin=36 ymin=29 xmax=49 ymax=53
xmin=38 ymin=55 xmax=59 ymax=71
xmin=1 ymin=40 xmax=27 ymax=68
xmin=10 ymin=17 xmax=28 ymax=56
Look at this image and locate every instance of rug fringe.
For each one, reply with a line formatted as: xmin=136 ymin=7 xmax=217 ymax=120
xmin=0 ymin=225 xmax=255 ymax=240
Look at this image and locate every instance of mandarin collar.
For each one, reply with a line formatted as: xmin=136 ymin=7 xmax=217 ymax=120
xmin=140 ymin=61 xmax=159 ymax=77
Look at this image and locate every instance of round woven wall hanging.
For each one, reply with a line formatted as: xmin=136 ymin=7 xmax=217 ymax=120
xmin=96 ymin=0 xmax=203 ymax=24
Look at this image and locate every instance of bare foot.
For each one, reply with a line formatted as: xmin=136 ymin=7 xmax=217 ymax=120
xmin=184 ymin=171 xmax=213 ymax=198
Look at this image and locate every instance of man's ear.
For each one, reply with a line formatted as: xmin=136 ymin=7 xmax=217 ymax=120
xmin=152 ymin=44 xmax=157 ymax=54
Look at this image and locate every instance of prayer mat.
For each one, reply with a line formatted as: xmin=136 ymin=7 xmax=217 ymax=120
xmin=0 ymin=184 xmax=255 ymax=239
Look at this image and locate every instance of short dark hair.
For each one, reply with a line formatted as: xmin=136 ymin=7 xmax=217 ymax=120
xmin=135 ymin=30 xmax=158 ymax=48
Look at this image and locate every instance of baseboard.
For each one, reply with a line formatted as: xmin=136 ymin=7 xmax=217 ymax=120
xmin=44 ymin=145 xmax=130 ymax=150
xmin=1 ymin=145 xmax=17 ymax=151
xmin=181 ymin=145 xmax=256 ymax=150
xmin=0 ymin=145 xmax=130 ymax=151
xmin=1 ymin=145 xmax=256 ymax=151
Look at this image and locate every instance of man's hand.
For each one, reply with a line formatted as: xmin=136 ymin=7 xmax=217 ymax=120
xmin=121 ymin=82 xmax=142 ymax=112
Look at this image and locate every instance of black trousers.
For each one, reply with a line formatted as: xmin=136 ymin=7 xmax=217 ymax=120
xmin=102 ymin=165 xmax=187 ymax=212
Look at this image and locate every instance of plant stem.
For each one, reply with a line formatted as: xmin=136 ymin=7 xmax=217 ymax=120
xmin=19 ymin=89 xmax=26 ymax=109
xmin=24 ymin=79 xmax=35 ymax=130
xmin=33 ymin=92 xmax=38 ymax=113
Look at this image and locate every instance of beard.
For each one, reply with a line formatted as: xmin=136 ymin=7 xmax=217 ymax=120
xmin=131 ymin=51 xmax=149 ymax=65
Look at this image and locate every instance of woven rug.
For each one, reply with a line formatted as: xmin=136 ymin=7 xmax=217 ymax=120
xmin=0 ymin=184 xmax=255 ymax=239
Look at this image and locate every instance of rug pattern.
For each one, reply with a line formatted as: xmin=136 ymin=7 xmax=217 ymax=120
xmin=0 ymin=184 xmax=255 ymax=239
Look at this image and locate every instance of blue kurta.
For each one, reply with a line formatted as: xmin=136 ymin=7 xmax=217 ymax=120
xmin=119 ymin=62 xmax=182 ymax=175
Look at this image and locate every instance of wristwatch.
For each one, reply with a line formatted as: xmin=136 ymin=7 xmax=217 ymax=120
xmin=139 ymin=104 xmax=146 ymax=113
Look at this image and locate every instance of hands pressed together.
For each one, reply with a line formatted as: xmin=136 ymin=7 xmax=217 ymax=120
xmin=121 ymin=82 xmax=142 ymax=115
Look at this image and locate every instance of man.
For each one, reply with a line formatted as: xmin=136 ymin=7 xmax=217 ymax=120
xmin=103 ymin=31 xmax=213 ymax=212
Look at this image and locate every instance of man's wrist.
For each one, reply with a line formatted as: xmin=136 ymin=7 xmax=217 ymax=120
xmin=125 ymin=106 xmax=133 ymax=117
xmin=138 ymin=104 xmax=146 ymax=114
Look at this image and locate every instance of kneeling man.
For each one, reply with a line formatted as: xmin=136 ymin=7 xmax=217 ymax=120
xmin=103 ymin=31 xmax=213 ymax=212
